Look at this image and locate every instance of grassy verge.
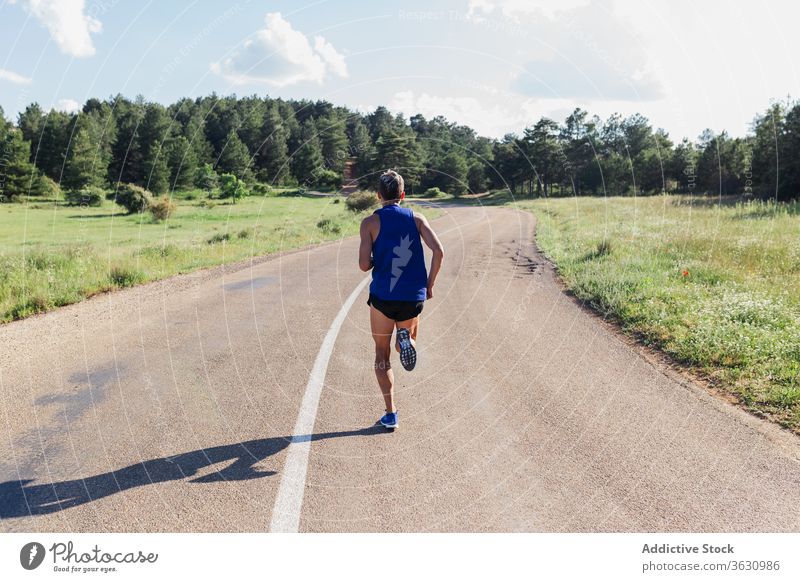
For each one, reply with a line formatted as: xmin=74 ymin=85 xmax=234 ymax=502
xmin=0 ymin=191 xmax=438 ymax=323
xmin=518 ymin=195 xmax=800 ymax=432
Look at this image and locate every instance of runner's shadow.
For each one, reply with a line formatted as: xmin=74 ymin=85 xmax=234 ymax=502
xmin=0 ymin=426 xmax=385 ymax=519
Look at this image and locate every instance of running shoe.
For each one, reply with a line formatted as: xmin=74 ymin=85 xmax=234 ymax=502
xmin=379 ymin=411 xmax=398 ymax=429
xmin=396 ymin=328 xmax=417 ymax=371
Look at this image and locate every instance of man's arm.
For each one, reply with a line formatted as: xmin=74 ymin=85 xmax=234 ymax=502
xmin=414 ymin=212 xmax=444 ymax=299
xmin=358 ymin=215 xmax=376 ymax=272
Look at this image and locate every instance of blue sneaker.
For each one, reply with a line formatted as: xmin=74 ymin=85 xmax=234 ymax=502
xmin=396 ymin=328 xmax=417 ymax=371
xmin=379 ymin=411 xmax=398 ymax=429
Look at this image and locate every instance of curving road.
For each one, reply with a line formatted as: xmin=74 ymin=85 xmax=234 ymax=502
xmin=1 ymin=205 xmax=799 ymax=532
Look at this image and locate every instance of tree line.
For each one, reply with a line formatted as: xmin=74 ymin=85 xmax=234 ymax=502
xmin=0 ymin=94 xmax=798 ymax=202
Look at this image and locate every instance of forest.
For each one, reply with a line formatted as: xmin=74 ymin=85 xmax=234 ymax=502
xmin=1 ymin=93 xmax=798 ymax=202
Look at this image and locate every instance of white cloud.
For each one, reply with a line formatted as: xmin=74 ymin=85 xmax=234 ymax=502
xmin=388 ymin=90 xmax=551 ymax=139
xmin=12 ymin=0 xmax=102 ymax=57
xmin=466 ymin=0 xmax=662 ymax=101
xmin=0 ymin=68 xmax=32 ymax=85
xmin=211 ymin=12 xmax=348 ymax=87
xmin=53 ymin=99 xmax=81 ymax=114
xmin=313 ymin=36 xmax=347 ymax=79
xmin=468 ymin=0 xmax=591 ymax=20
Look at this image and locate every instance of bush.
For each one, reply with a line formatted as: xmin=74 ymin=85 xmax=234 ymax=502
xmin=195 ymin=163 xmax=219 ymax=194
xmin=219 ymin=173 xmax=249 ymax=203
xmin=252 ymin=183 xmax=273 ymax=196
xmin=316 ymin=218 xmax=341 ymax=234
xmin=315 ymin=168 xmax=342 ymax=189
xmin=149 ymin=196 xmax=177 ymax=221
xmin=345 ymin=190 xmax=377 ymax=212
xmin=109 ymin=266 xmax=144 ymax=288
xmin=421 ymin=187 xmax=444 ymax=198
xmin=114 ymin=183 xmax=153 ymax=214
xmin=32 ymin=174 xmax=62 ymax=199
xmin=65 ymin=186 xmax=104 ymax=207
xmin=467 ymin=163 xmax=487 ymax=193
xmin=207 ymin=232 xmax=230 ymax=244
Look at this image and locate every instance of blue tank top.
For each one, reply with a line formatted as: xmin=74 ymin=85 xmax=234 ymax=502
xmin=369 ymin=204 xmax=428 ymax=302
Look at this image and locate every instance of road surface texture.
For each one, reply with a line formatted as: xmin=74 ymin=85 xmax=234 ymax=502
xmin=1 ymin=205 xmax=798 ymax=532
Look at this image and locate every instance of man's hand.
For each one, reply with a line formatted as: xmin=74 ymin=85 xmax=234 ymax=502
xmin=426 ymin=285 xmax=434 ymax=300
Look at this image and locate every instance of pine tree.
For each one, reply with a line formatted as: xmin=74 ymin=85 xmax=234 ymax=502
xmin=36 ymin=110 xmax=72 ymax=182
xmin=237 ymin=98 xmax=266 ymax=155
xmin=317 ymin=113 xmax=348 ymax=174
xmin=467 ymin=162 xmax=486 ymax=194
xmin=780 ymin=102 xmax=800 ymax=201
xmin=291 ymin=119 xmax=323 ymax=184
xmin=277 ymin=99 xmax=302 ymax=155
xmin=83 ymin=101 xmax=116 ymax=187
xmin=17 ymin=103 xmax=45 ymax=164
xmin=63 ymin=115 xmax=105 ymax=190
xmin=440 ymin=150 xmax=469 ymax=196
xmin=109 ymin=96 xmax=145 ymax=186
xmin=374 ymin=129 xmax=421 ymax=189
xmin=166 ymin=135 xmax=199 ymax=190
xmin=217 ymin=130 xmax=252 ymax=180
xmin=347 ymin=117 xmax=374 ymax=186
xmin=1 ymin=129 xmax=35 ymax=200
xmin=129 ymin=103 xmax=172 ymax=193
xmin=204 ymin=95 xmax=241 ymax=159
xmin=170 ymin=97 xmax=214 ymax=165
xmin=257 ymin=104 xmax=290 ymax=184
xmin=750 ymin=102 xmax=786 ymax=198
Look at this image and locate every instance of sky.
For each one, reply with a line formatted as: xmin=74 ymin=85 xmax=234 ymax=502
xmin=1 ymin=0 xmax=799 ymax=141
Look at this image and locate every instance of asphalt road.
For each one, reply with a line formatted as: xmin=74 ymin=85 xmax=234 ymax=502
xmin=1 ymin=205 xmax=799 ymax=532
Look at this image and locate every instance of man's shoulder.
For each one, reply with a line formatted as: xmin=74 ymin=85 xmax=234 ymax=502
xmin=360 ymin=213 xmax=379 ymax=234
xmin=412 ymin=210 xmax=428 ymax=225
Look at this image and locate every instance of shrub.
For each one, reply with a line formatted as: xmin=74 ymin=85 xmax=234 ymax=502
xmin=149 ymin=196 xmax=177 ymax=221
xmin=422 ymin=187 xmax=444 ymax=198
xmin=252 ymin=183 xmax=272 ymax=196
xmin=207 ymin=232 xmax=230 ymax=244
xmin=32 ymin=174 xmax=62 ymax=199
xmin=114 ymin=183 xmax=152 ymax=214
xmin=596 ymin=239 xmax=613 ymax=257
xmin=219 ymin=173 xmax=249 ymax=203
xmin=345 ymin=190 xmax=377 ymax=212
xmin=198 ymin=199 xmax=217 ymax=209
xmin=65 ymin=186 xmax=104 ymax=207
xmin=237 ymin=228 xmax=253 ymax=239
xmin=195 ymin=163 xmax=219 ymax=194
xmin=315 ymin=168 xmax=342 ymax=189
xmin=316 ymin=218 xmax=341 ymax=234
xmin=109 ymin=266 xmax=144 ymax=287
xmin=467 ymin=163 xmax=487 ymax=193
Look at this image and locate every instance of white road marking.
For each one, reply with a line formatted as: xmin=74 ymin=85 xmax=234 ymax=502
xmin=269 ymin=275 xmax=371 ymax=532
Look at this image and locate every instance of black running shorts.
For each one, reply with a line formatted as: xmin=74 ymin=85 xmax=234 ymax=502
xmin=367 ymin=293 xmax=424 ymax=322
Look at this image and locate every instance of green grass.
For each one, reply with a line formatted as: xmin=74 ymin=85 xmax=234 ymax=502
xmin=0 ymin=192 xmax=435 ymax=323
xmin=516 ymin=194 xmax=800 ymax=431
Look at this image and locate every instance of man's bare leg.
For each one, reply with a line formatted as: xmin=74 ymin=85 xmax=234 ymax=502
xmin=370 ymin=306 xmax=396 ymax=412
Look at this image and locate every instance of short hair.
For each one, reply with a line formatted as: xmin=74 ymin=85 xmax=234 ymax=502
xmin=378 ymin=170 xmax=404 ymax=200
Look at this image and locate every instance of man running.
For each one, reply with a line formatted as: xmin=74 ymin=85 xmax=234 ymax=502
xmin=359 ymin=170 xmax=444 ymax=430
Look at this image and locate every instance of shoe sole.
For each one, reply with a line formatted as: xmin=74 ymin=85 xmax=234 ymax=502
xmin=396 ymin=328 xmax=416 ymax=371
xmin=380 ymin=421 xmax=398 ymax=429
